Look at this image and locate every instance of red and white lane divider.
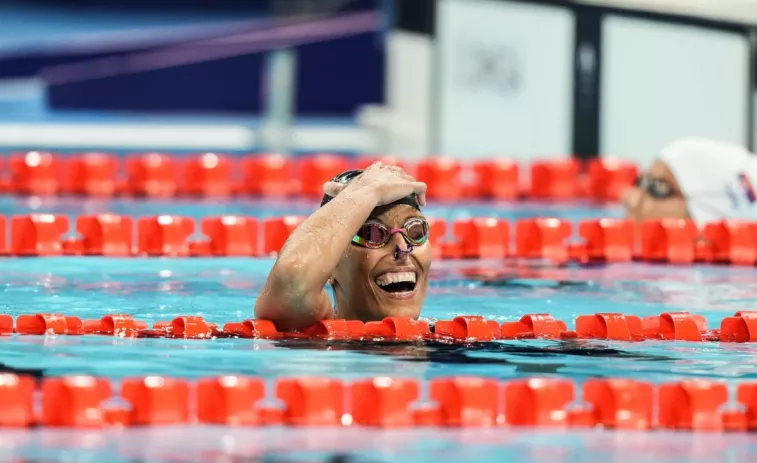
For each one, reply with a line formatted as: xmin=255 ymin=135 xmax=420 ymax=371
xmin=1 ymin=151 xmax=637 ymax=201
xmin=6 ymin=311 xmax=757 ymax=343
xmin=0 ymin=214 xmax=755 ymax=266
xmin=0 ymin=373 xmax=753 ymax=431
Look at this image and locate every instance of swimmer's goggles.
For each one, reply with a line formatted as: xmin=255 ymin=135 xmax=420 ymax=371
xmin=352 ymin=218 xmax=429 ymax=249
xmin=636 ymin=175 xmax=676 ymax=199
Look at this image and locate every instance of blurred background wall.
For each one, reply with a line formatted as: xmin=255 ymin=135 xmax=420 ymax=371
xmin=0 ymin=0 xmax=754 ymax=166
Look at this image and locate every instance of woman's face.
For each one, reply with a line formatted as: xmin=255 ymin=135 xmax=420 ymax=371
xmin=331 ymin=203 xmax=432 ymax=322
xmin=622 ymin=160 xmax=690 ymax=223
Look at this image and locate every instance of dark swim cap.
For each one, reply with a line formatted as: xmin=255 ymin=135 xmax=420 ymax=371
xmin=320 ymin=169 xmax=421 ymax=210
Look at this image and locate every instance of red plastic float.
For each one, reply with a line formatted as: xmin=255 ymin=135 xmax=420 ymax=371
xmin=429 ymin=377 xmax=501 ymax=427
xmin=65 ymin=152 xmax=119 ymax=196
xmin=11 ymin=214 xmax=69 ymax=256
xmin=587 ymin=158 xmax=638 ymax=201
xmin=658 ymin=381 xmax=729 ymax=431
xmin=197 ymin=376 xmax=267 ymax=425
xmin=364 ymin=317 xmax=429 ymax=340
xmin=640 ymin=219 xmax=698 ymax=263
xmin=240 ymin=153 xmax=296 ymax=196
xmin=302 ymin=319 xmax=366 ymax=340
xmin=530 ymin=159 xmax=580 ymax=199
xmin=200 ymin=216 xmax=259 ymax=257
xmin=10 ymin=151 xmax=61 ymax=195
xmin=575 ymin=313 xmax=644 ymax=341
xmin=351 ymin=377 xmax=419 ymax=427
xmin=262 ymin=216 xmax=305 ymax=255
xmin=474 ymin=159 xmax=519 ymax=199
xmin=126 ymin=153 xmax=177 ymax=197
xmin=76 ymin=214 xmax=133 ymax=256
xmin=137 ymin=216 xmax=194 ymax=257
xmin=515 ymin=218 xmax=572 ymax=262
xmin=702 ymin=220 xmax=757 ymax=265
xmin=276 ymin=377 xmax=345 ymax=426
xmin=416 ymin=158 xmax=462 ymax=200
xmin=501 ymin=314 xmax=567 ymax=340
xmin=720 ymin=311 xmax=757 ymax=343
xmin=435 ymin=316 xmax=499 ymax=341
xmin=122 ymin=377 xmax=190 ymax=425
xmin=0 ymin=373 xmax=754 ymax=432
xmin=42 ymin=376 xmax=112 ymax=427
xmin=578 ymin=219 xmax=635 ymax=262
xmin=181 ymin=153 xmax=233 ymax=197
xmin=583 ymin=379 xmax=653 ymax=429
xmin=504 ymin=378 xmax=575 ymax=426
xmin=0 ymin=374 xmax=35 ymax=427
xmin=453 ymin=218 xmax=509 ymax=259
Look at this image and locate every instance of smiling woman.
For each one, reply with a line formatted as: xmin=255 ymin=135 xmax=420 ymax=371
xmin=254 ymin=162 xmax=431 ymax=330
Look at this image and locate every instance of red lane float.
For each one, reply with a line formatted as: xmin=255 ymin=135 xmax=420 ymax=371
xmin=0 ymin=374 xmax=35 ymax=427
xmin=241 ymin=154 xmax=296 ymax=196
xmin=530 ymin=159 xmax=581 ymax=199
xmin=11 ymin=214 xmax=69 ymax=256
xmin=515 ymin=218 xmax=572 ymax=262
xmin=137 ymin=216 xmax=194 ymax=257
xmin=430 ymin=377 xmax=501 ymax=427
xmin=122 ymin=377 xmax=190 ymax=425
xmin=262 ymin=216 xmax=305 ymax=255
xmin=583 ymin=378 xmax=653 ymax=429
xmin=10 ymin=151 xmax=61 ymax=196
xmin=587 ymin=158 xmax=638 ymax=201
xmin=126 ymin=153 xmax=177 ymax=197
xmin=578 ymin=219 xmax=635 ymax=262
xmin=0 ymin=374 xmax=756 ymax=431
xmin=435 ymin=316 xmax=499 ymax=341
xmin=200 ymin=216 xmax=259 ymax=257
xmin=501 ymin=314 xmax=567 ymax=340
xmin=197 ymin=376 xmax=267 ymax=425
xmin=575 ymin=313 xmax=643 ymax=341
xmin=277 ymin=377 xmax=345 ymax=426
xmin=351 ymin=377 xmax=419 ymax=427
xmin=42 ymin=376 xmax=112 ymax=427
xmin=702 ymin=221 xmax=757 ymax=265
xmin=640 ymin=219 xmax=698 ymax=263
xmin=474 ymin=159 xmax=519 ymax=199
xmin=76 ymin=215 xmax=133 ymax=256
xmin=416 ymin=158 xmax=462 ymax=200
xmin=5 ymin=310 xmax=757 ymax=344
xmin=65 ymin=152 xmax=119 ymax=197
xmin=453 ymin=218 xmax=509 ymax=259
xmin=181 ymin=153 xmax=234 ymax=197
xmin=658 ymin=381 xmax=730 ymax=431
xmin=504 ymin=378 xmax=576 ymax=426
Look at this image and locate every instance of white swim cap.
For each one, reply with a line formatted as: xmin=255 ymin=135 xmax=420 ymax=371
xmin=658 ymin=137 xmax=757 ymax=227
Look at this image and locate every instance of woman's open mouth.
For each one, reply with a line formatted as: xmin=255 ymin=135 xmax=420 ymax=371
xmin=374 ymin=271 xmax=417 ymax=298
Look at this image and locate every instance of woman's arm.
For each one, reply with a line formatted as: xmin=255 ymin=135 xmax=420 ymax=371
xmin=254 ymin=181 xmax=380 ymax=330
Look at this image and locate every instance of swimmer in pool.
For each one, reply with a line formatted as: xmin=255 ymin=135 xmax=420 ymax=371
xmin=255 ymin=162 xmax=431 ymax=331
xmin=622 ymin=137 xmax=757 ymax=226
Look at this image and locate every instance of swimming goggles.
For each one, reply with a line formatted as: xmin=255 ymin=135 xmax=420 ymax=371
xmin=352 ymin=218 xmax=430 ymax=249
xmin=635 ymin=175 xmax=677 ymax=199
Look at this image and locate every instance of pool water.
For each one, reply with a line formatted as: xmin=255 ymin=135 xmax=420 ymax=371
xmin=1 ymin=197 xmax=757 ymax=462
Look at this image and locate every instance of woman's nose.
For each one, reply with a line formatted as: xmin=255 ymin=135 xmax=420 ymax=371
xmin=390 ymin=232 xmax=411 ymax=256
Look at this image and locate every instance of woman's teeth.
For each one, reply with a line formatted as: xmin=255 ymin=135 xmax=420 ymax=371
xmin=375 ymin=272 xmax=417 ymax=287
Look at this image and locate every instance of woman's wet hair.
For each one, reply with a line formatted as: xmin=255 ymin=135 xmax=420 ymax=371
xmin=320 ymin=169 xmax=421 ymax=210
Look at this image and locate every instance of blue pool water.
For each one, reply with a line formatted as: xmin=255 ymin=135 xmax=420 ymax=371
xmin=1 ymin=197 xmax=757 ymax=462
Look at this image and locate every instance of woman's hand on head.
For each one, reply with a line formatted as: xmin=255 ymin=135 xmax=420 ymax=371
xmin=322 ymin=162 xmax=427 ymax=207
